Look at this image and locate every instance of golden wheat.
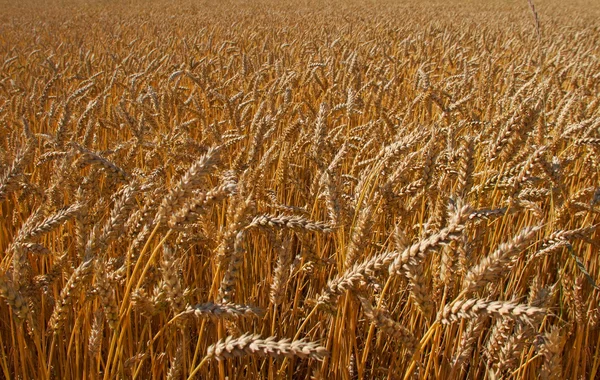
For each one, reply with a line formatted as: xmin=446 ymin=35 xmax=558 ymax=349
xmin=0 ymin=0 xmax=599 ymax=378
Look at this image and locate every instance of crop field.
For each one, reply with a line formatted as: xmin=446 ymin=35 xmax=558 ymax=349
xmin=1 ymin=0 xmax=600 ymax=378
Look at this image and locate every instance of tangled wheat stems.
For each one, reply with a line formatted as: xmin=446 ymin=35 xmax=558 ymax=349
xmin=2 ymin=0 xmax=600 ymax=378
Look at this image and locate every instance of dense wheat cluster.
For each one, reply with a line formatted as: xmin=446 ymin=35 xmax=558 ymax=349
xmin=1 ymin=0 xmax=600 ymax=378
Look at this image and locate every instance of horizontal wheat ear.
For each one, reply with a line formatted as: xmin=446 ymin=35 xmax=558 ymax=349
xmin=439 ymin=299 xmax=546 ymax=325
xmin=206 ymin=333 xmax=328 ymax=361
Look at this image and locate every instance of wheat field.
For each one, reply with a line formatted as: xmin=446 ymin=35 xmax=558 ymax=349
xmin=1 ymin=0 xmax=600 ymax=378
